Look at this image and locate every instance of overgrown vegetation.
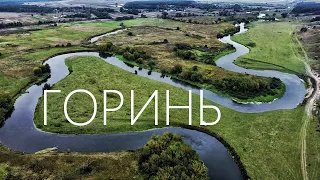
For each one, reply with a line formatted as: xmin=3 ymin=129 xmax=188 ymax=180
xmin=217 ymin=26 xmax=240 ymax=38
xmin=0 ymin=91 xmax=12 ymax=123
xmin=173 ymin=42 xmax=234 ymax=65
xmin=213 ymin=77 xmax=283 ymax=100
xmin=138 ymin=133 xmax=208 ymax=179
xmin=0 ymin=144 xmax=138 ymax=179
xmin=33 ymin=64 xmax=51 ymax=76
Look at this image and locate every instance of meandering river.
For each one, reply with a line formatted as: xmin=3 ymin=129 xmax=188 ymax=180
xmin=0 ymin=23 xmax=306 ymax=180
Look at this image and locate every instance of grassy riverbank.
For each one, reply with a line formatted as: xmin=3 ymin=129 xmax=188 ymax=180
xmin=231 ymin=21 xmax=306 ymax=75
xmin=34 ymin=56 xmax=306 ymax=179
xmin=0 ymin=144 xmax=138 ymax=179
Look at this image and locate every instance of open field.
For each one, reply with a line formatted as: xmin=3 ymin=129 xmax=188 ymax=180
xmin=33 ymin=56 xmax=306 ymax=179
xmin=231 ymin=21 xmax=306 ymax=75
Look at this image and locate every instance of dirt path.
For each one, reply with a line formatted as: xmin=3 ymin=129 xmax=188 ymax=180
xmin=296 ymin=35 xmax=320 ymax=180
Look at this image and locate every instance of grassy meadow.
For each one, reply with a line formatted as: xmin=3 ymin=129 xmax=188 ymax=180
xmin=33 ymin=56 xmax=306 ymax=179
xmin=231 ymin=21 xmax=305 ymax=74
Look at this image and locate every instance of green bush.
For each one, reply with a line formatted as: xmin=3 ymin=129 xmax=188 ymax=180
xmin=138 ymin=133 xmax=208 ymax=180
xmin=213 ymin=76 xmax=282 ymax=99
xmin=39 ymin=64 xmax=51 ymax=73
xmin=0 ymin=91 xmax=12 ymax=123
xmin=247 ymin=42 xmax=256 ymax=47
xmin=33 ymin=67 xmax=42 ymax=76
xmin=170 ymin=64 xmax=183 ymax=74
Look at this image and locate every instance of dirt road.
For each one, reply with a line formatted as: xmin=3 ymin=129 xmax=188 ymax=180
xmin=296 ymin=35 xmax=320 ymax=180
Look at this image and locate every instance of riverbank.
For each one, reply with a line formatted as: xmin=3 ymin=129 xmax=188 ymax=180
xmin=0 ymin=143 xmax=138 ymax=179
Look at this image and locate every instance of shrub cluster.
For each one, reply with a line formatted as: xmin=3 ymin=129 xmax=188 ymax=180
xmin=98 ymin=42 xmax=153 ymax=66
xmin=173 ymin=43 xmax=229 ymax=65
xmin=33 ymin=64 xmax=51 ymax=76
xmin=216 ymin=26 xmax=240 ymax=38
xmin=213 ymin=77 xmax=282 ymax=99
xmin=170 ymin=64 xmax=183 ymax=74
xmin=121 ymin=47 xmax=152 ymax=65
xmin=0 ymin=91 xmax=12 ymax=123
xmin=138 ymin=133 xmax=209 ymax=180
xmin=180 ymin=68 xmax=205 ymax=83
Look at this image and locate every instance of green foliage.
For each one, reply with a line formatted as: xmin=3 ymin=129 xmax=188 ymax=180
xmin=138 ymin=133 xmax=209 ymax=180
xmin=213 ymin=76 xmax=283 ymax=100
xmin=98 ymin=42 xmax=115 ymax=52
xmin=43 ymin=83 xmax=52 ymax=91
xmin=33 ymin=64 xmax=50 ymax=76
xmin=99 ymin=43 xmax=152 ymax=65
xmin=0 ymin=91 xmax=12 ymax=123
xmin=180 ymin=69 xmax=205 ymax=83
xmin=176 ymin=50 xmax=196 ymax=60
xmin=170 ymin=64 xmax=183 ymax=74
xmin=33 ymin=67 xmax=42 ymax=76
xmin=247 ymin=42 xmax=256 ymax=47
xmin=217 ymin=26 xmax=240 ymax=38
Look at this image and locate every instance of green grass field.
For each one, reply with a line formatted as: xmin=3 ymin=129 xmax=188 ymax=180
xmin=34 ymin=56 xmax=306 ymax=179
xmin=231 ymin=21 xmax=305 ymax=74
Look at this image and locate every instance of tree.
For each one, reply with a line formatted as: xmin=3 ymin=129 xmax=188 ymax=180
xmin=281 ymin=13 xmax=288 ymax=18
xmin=163 ymin=39 xmax=168 ymax=43
xmin=127 ymin=32 xmax=133 ymax=36
xmin=120 ymin=7 xmax=124 ymax=13
xmin=138 ymin=133 xmax=208 ymax=180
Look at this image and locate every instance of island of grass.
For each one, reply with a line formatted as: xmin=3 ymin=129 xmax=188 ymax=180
xmin=34 ymin=55 xmax=306 ymax=179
